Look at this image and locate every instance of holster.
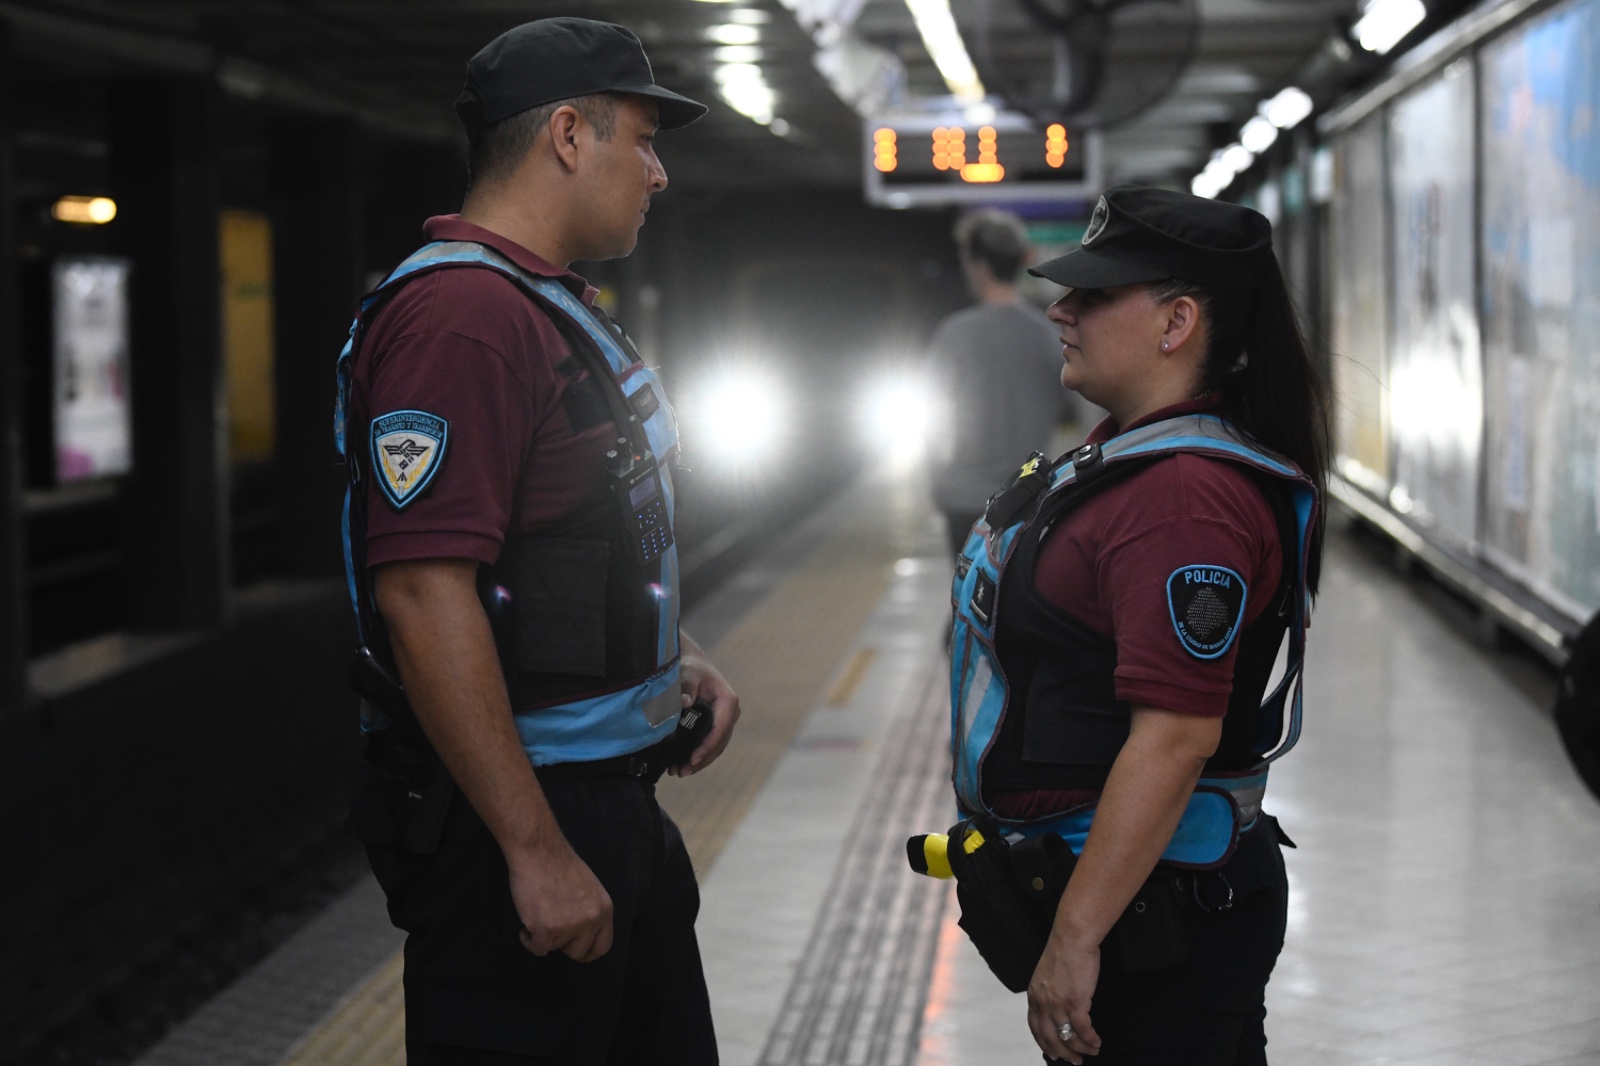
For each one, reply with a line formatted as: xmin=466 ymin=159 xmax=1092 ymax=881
xmin=943 ymin=816 xmax=1194 ymax=993
xmin=346 ymin=648 xmax=458 ymax=855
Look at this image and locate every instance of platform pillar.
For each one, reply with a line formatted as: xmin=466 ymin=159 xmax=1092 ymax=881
xmin=0 ymin=20 xmax=28 ymax=708
xmin=269 ymin=118 xmax=363 ymax=579
xmin=109 ymin=79 xmax=231 ymax=630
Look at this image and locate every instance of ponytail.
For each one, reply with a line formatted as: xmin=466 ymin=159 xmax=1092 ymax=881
xmin=1148 ymin=262 xmax=1330 ymax=594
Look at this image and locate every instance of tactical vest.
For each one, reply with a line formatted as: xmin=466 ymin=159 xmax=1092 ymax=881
xmin=335 ymin=240 xmax=683 ymax=765
xmin=950 ymin=414 xmax=1317 ymax=868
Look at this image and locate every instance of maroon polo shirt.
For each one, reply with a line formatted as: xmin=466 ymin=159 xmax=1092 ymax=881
xmin=352 ymin=215 xmax=615 ymax=568
xmin=988 ymin=396 xmax=1284 ymax=818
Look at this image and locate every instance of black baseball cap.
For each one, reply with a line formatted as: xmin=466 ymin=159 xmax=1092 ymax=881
xmin=456 ymin=18 xmax=708 ymax=134
xmin=1029 ymin=185 xmax=1275 ymax=290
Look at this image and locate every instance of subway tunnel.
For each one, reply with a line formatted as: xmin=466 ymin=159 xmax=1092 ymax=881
xmin=2 ymin=0 xmax=1599 ymax=1063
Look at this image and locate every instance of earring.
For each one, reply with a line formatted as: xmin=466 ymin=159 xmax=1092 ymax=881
xmin=1160 ymin=341 xmax=1169 ymax=351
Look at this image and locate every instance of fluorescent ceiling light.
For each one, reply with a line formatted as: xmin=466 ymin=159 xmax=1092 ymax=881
xmin=1219 ymin=143 xmax=1254 ymax=175
xmin=714 ymin=45 xmax=763 ymax=63
xmin=1261 ymin=86 xmax=1313 ymax=129
xmin=708 ymin=23 xmax=760 ymax=45
xmin=728 ymin=8 xmax=771 ymax=23
xmin=715 ymin=63 xmax=775 ymax=124
xmin=903 ymin=0 xmax=986 ymax=104
xmin=1240 ymin=115 xmax=1278 ymax=154
xmin=1352 ymin=0 xmax=1426 ymax=54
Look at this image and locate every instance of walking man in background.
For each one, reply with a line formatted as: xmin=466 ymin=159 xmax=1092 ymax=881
xmin=928 ymin=209 xmax=1078 ymax=553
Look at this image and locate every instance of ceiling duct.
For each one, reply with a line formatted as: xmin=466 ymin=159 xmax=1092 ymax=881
xmin=973 ymin=0 xmax=1201 ymax=129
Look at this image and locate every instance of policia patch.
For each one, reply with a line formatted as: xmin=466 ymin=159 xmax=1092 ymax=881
xmin=372 ymin=409 xmax=448 ymax=509
xmin=1166 ymin=565 xmax=1248 ymax=659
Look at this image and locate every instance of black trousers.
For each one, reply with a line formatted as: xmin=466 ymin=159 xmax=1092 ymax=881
xmin=366 ymin=775 xmax=717 ymax=1066
xmin=1075 ymin=832 xmax=1290 ymax=1066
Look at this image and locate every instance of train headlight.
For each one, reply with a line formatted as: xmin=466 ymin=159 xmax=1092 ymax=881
xmin=685 ymin=365 xmax=788 ymax=471
xmin=858 ymin=369 xmax=939 ymax=469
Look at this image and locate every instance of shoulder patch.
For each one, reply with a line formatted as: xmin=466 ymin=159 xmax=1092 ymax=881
xmin=372 ymin=410 xmax=448 ymax=509
xmin=1166 ymin=565 xmax=1248 ymax=659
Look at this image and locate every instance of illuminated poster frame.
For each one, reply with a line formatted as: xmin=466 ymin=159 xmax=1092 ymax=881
xmin=52 ymin=256 xmax=133 ymax=484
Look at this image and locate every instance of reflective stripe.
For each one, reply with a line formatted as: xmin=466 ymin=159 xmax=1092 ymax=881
xmin=513 ymin=664 xmax=682 ymax=765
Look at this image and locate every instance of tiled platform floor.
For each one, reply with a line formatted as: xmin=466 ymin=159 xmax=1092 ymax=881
xmin=133 ymin=477 xmax=1600 ymax=1066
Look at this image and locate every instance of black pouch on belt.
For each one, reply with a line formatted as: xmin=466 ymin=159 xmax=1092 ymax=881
xmin=346 ymin=648 xmax=458 ymax=855
xmin=944 ymin=817 xmax=1075 ymax=992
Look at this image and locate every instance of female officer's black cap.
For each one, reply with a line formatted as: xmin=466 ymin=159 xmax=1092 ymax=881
xmin=1029 ymin=185 xmax=1275 ymax=290
xmin=456 ymin=18 xmax=709 ymax=134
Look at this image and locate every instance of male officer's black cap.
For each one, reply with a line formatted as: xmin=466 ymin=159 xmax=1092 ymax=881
xmin=456 ymin=18 xmax=708 ymax=134
xmin=1029 ymin=185 xmax=1275 ymax=290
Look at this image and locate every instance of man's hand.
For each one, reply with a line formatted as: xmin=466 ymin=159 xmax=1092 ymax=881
xmin=507 ymin=839 xmax=614 ymax=961
xmin=671 ymin=632 xmax=740 ymax=776
xmin=1027 ymin=932 xmax=1103 ymax=1064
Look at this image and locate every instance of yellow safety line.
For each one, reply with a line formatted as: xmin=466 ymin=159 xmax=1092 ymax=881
xmin=824 ymin=646 xmax=878 ymax=706
xmin=278 ymin=500 xmax=906 ymax=1064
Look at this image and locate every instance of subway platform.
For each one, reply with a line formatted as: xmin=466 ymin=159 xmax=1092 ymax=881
xmin=129 ymin=467 xmax=1600 ymax=1066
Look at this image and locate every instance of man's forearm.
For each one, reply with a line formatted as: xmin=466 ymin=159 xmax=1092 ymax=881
xmin=375 ymin=559 xmax=563 ymax=859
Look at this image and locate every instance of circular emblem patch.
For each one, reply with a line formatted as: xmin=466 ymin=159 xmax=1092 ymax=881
xmin=1166 ymin=564 xmax=1248 ymax=659
xmin=1082 ymin=196 xmax=1110 ymax=246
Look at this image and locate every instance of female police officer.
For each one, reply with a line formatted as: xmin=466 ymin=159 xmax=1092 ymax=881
xmin=944 ymin=185 xmax=1327 ymax=1065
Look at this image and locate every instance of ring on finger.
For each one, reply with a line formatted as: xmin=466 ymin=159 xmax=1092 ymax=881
xmin=1057 ymin=1021 xmax=1073 ymax=1042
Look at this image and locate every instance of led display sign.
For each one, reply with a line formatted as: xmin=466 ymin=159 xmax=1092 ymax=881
xmin=864 ymin=117 xmax=1102 ymax=207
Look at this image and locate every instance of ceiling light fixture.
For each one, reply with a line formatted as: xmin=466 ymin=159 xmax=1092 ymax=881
xmin=1261 ymin=86 xmax=1314 ymax=129
xmin=1240 ymin=115 xmax=1278 ymax=154
xmin=715 ymin=63 xmax=776 ymax=125
xmin=1352 ymin=0 xmax=1426 ymax=54
xmin=708 ymin=23 xmax=760 ymax=46
xmin=714 ymin=45 xmax=763 ymax=63
xmin=903 ymin=0 xmax=986 ymax=104
xmin=52 ymin=196 xmax=117 ymax=224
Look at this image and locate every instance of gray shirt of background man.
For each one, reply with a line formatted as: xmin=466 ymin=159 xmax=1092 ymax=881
xmin=928 ymin=215 xmax=1070 ymax=524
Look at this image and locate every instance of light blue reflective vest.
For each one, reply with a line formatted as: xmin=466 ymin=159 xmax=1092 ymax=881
xmin=335 ymin=240 xmax=683 ymax=765
xmin=950 ymin=414 xmax=1317 ymax=868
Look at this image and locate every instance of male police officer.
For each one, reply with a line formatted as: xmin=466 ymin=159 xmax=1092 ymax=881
xmin=337 ymin=19 xmax=739 ymax=1065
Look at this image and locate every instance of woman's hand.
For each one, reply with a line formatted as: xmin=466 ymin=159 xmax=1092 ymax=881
xmin=1027 ymin=932 xmax=1103 ymax=1064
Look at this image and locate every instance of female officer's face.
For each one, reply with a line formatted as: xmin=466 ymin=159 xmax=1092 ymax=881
xmin=1046 ymin=284 xmax=1173 ymax=410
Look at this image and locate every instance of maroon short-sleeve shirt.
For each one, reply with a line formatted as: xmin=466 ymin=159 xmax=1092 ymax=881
xmin=351 ymin=216 xmax=617 ymax=568
xmin=1032 ymin=396 xmax=1283 ymax=718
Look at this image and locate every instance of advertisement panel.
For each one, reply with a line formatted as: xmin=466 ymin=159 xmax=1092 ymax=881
xmin=52 ymin=257 xmax=132 ymax=484
xmin=1385 ymin=60 xmax=1482 ymax=548
xmin=1480 ymin=0 xmax=1600 ymax=619
xmin=1330 ymin=114 xmax=1390 ymax=495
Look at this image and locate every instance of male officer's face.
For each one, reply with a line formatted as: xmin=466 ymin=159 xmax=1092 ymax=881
xmin=575 ymin=95 xmax=668 ymax=260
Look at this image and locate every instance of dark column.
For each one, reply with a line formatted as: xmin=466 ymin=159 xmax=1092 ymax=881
xmin=109 ymin=80 xmax=231 ymax=630
xmin=269 ymin=118 xmax=362 ymax=579
xmin=0 ymin=20 xmax=28 ymax=708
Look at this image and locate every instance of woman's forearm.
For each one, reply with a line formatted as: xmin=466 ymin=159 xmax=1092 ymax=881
xmin=1049 ymin=706 xmax=1223 ymax=949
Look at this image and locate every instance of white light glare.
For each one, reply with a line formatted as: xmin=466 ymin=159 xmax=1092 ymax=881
xmin=708 ymin=23 xmax=760 ymax=45
xmin=858 ymin=369 xmax=937 ymax=468
xmin=728 ymin=8 xmax=771 ymax=23
xmin=715 ymin=63 xmax=775 ymax=124
xmin=694 ymin=367 xmax=788 ymax=469
xmin=1262 ymin=87 xmax=1313 ymax=129
xmin=1240 ymin=115 xmax=1279 ymax=154
xmin=904 ymin=0 xmax=987 ymax=104
xmin=1352 ymin=0 xmax=1426 ymax=54
xmin=1191 ymin=171 xmax=1227 ymax=199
